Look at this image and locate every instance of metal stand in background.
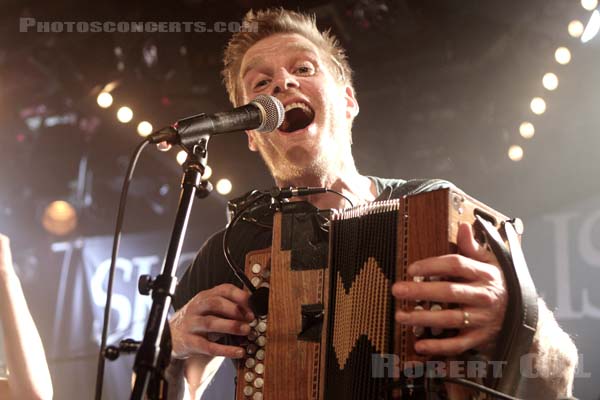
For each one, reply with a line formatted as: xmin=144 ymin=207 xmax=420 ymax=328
xmin=126 ymin=135 xmax=212 ymax=400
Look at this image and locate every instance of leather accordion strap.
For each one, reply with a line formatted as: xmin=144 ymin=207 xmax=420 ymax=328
xmin=474 ymin=215 xmax=539 ymax=396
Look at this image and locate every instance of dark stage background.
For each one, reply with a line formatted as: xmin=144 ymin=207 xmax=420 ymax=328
xmin=0 ymin=0 xmax=599 ymax=398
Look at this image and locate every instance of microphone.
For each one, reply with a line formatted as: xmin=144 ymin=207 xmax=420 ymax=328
xmin=149 ymin=95 xmax=285 ymax=147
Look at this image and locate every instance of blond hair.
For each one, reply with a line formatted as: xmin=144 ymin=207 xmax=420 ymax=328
xmin=222 ymin=8 xmax=354 ymax=106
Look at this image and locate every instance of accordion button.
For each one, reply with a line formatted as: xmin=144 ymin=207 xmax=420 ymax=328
xmin=262 ymin=269 xmax=271 ymax=279
xmin=413 ymin=276 xmax=424 ymax=282
xmin=414 ymin=305 xmax=424 ymax=311
xmin=251 ymin=277 xmax=262 ymax=287
xmin=256 ymin=335 xmax=267 ymax=347
xmin=251 ymin=263 xmax=262 ymax=274
xmin=430 ymin=304 xmax=443 ymax=312
xmin=413 ymin=326 xmax=425 ymax=337
xmin=254 ymin=362 xmax=265 ymax=375
xmin=259 ymin=282 xmax=270 ymax=288
xmin=247 ymin=344 xmax=258 ymax=355
xmin=249 ymin=319 xmax=258 ymax=328
xmin=254 ymin=377 xmax=264 ymax=388
xmin=256 ymin=349 xmax=266 ymax=361
xmin=243 ymin=385 xmax=254 ymax=396
xmin=257 ymin=321 xmax=267 ymax=333
xmin=248 ymin=331 xmax=258 ymax=341
xmin=253 ymin=392 xmax=263 ymax=400
xmin=244 ymin=372 xmax=255 ymax=382
xmin=245 ymin=358 xmax=256 ymax=369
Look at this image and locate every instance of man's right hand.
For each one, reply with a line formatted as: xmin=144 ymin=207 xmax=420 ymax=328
xmin=169 ymin=283 xmax=255 ymax=360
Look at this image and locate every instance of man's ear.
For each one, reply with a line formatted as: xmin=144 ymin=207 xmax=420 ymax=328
xmin=344 ymin=85 xmax=359 ymax=120
xmin=246 ymin=130 xmax=259 ymax=152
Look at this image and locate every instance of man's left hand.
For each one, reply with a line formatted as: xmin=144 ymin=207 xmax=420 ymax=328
xmin=391 ymin=222 xmax=507 ymax=356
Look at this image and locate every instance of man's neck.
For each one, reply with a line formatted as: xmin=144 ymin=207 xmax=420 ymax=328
xmin=274 ymin=166 xmax=377 ymax=210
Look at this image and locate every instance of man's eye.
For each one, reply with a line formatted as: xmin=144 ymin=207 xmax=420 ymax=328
xmin=295 ymin=65 xmax=314 ymax=75
xmin=255 ymin=79 xmax=269 ymax=88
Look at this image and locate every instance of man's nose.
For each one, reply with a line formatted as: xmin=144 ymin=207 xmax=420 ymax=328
xmin=271 ymin=68 xmax=299 ymax=95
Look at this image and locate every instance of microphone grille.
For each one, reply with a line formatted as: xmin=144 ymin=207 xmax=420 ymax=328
xmin=252 ymin=94 xmax=285 ymax=133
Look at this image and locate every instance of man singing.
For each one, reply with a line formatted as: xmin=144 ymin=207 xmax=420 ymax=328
xmin=168 ymin=8 xmax=578 ymax=399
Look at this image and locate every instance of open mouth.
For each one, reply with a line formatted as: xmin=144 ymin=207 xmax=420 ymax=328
xmin=279 ymin=102 xmax=315 ymax=133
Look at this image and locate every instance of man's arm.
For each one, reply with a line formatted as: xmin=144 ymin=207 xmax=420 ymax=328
xmin=0 ymin=234 xmax=53 ymax=400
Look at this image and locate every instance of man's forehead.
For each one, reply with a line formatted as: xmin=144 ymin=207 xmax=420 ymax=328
xmin=240 ymin=35 xmax=320 ymax=78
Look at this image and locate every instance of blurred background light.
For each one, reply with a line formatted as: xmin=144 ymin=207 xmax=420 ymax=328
xmin=42 ymin=200 xmax=77 ymax=236
xmin=581 ymin=0 xmax=598 ymax=11
xmin=530 ymin=97 xmax=547 ymax=115
xmin=508 ymin=145 xmax=524 ymax=161
xmin=582 ymin=10 xmax=600 ymax=43
xmin=202 ymin=165 xmax=213 ymax=180
xmin=542 ymin=72 xmax=559 ymax=91
xmin=569 ymin=20 xmax=585 ymax=38
xmin=216 ymin=178 xmax=232 ymax=195
xmin=176 ymin=150 xmax=188 ymax=165
xmin=137 ymin=121 xmax=153 ymax=137
xmin=519 ymin=122 xmax=535 ymax=139
xmin=555 ymin=47 xmax=572 ymax=64
xmin=96 ymin=92 xmax=113 ymax=108
xmin=117 ymin=106 xmax=133 ymax=123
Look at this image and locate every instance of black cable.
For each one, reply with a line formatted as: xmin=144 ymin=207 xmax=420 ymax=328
xmin=325 ymin=188 xmax=354 ymax=208
xmin=94 ymin=138 xmax=150 ymax=400
xmin=222 ymin=191 xmax=271 ymax=293
xmin=444 ymin=377 xmax=523 ymax=400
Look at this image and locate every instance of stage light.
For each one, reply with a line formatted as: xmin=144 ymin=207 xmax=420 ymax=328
xmin=569 ymin=20 xmax=585 ymax=38
xmin=519 ymin=122 xmax=535 ymax=139
xmin=202 ymin=165 xmax=213 ymax=180
xmin=97 ymin=92 xmax=113 ymax=108
xmin=542 ymin=73 xmax=559 ymax=91
xmin=555 ymin=47 xmax=571 ymax=65
xmin=530 ymin=97 xmax=546 ymax=115
xmin=117 ymin=106 xmax=133 ymax=123
xmin=176 ymin=150 xmax=188 ymax=165
xmin=508 ymin=145 xmax=524 ymax=162
xmin=42 ymin=200 xmax=77 ymax=236
xmin=582 ymin=10 xmax=600 ymax=43
xmin=581 ymin=0 xmax=598 ymax=11
xmin=216 ymin=178 xmax=232 ymax=195
xmin=137 ymin=121 xmax=153 ymax=137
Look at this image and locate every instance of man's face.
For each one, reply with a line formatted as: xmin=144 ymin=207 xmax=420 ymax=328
xmin=239 ymin=33 xmax=358 ymax=183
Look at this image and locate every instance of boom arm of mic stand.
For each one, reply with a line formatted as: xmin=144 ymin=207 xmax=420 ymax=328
xmin=130 ymin=139 xmax=210 ymax=400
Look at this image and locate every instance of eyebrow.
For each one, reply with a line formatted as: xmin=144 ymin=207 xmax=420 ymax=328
xmin=240 ymin=43 xmax=319 ymax=79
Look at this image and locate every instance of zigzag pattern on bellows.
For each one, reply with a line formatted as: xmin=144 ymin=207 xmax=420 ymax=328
xmin=332 ymin=257 xmax=390 ymax=369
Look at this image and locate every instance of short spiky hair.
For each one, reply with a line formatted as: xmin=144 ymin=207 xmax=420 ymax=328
xmin=222 ymin=8 xmax=354 ymax=107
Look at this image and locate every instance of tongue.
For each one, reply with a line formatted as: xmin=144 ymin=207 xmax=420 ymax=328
xmin=279 ymin=108 xmax=313 ymax=133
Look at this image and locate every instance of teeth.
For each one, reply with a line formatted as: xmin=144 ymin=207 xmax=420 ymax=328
xmin=284 ymin=102 xmax=312 ymax=114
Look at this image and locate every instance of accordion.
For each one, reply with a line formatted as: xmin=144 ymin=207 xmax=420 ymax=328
xmin=235 ymin=187 xmax=538 ymax=400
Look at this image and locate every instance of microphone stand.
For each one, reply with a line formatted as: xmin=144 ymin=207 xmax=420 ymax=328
xmin=130 ymin=132 xmax=212 ymax=400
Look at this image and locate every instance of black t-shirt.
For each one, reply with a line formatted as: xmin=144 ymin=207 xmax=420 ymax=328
xmin=172 ymin=177 xmax=452 ymax=310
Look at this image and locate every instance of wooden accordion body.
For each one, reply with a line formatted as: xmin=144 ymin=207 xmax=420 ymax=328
xmin=236 ymin=188 xmax=519 ymax=400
